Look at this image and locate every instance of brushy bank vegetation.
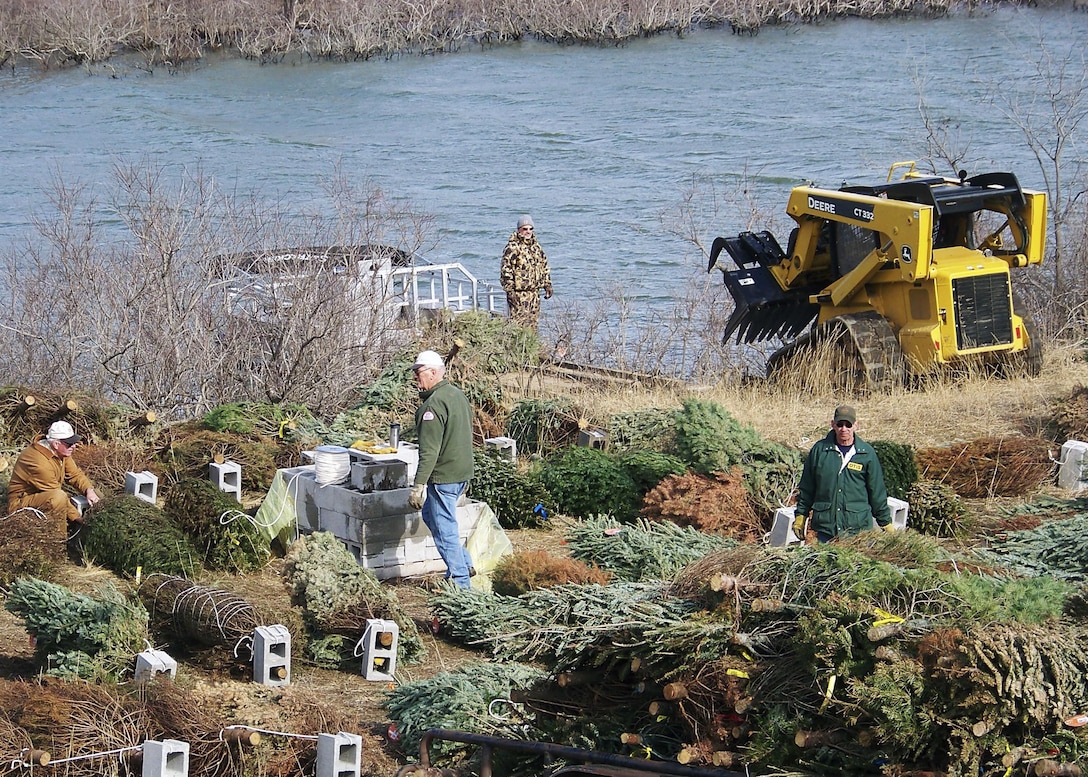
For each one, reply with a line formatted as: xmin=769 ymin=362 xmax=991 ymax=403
xmin=0 ymin=0 xmax=1063 ymax=72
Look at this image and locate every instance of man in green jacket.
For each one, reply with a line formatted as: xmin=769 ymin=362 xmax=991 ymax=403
xmin=407 ymin=350 xmax=475 ymax=587
xmin=793 ymin=405 xmax=892 ymax=543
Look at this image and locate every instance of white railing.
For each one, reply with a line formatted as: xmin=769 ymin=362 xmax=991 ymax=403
xmin=222 ymin=247 xmax=507 ymax=325
xmin=389 ymin=262 xmax=506 ymax=319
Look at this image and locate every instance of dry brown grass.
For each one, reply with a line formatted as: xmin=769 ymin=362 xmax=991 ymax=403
xmin=510 ymin=340 xmax=1088 ymax=455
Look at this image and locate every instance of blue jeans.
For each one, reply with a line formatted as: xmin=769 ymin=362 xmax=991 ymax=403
xmin=421 ymin=482 xmax=473 ymax=588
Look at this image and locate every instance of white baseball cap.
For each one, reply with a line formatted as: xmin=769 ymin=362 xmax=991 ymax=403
xmin=412 ymin=350 xmax=445 ymax=369
xmin=46 ymin=420 xmax=81 ymax=445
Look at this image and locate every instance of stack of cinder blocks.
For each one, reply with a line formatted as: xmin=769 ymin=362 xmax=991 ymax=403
xmin=280 ymin=443 xmax=490 ymax=580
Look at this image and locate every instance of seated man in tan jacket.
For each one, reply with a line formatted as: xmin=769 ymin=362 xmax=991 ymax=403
xmin=7 ymin=421 xmax=100 ymax=523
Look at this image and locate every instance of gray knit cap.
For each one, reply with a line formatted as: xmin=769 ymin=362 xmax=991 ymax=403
xmin=517 ymin=214 xmax=534 ymax=229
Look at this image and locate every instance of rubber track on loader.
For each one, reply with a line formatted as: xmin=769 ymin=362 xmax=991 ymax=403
xmin=768 ymin=311 xmax=906 ymax=392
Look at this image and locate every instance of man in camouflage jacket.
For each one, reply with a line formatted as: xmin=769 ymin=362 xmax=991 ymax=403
xmin=500 ymin=214 xmax=553 ymax=329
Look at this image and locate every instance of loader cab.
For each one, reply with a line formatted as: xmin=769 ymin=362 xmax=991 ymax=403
xmin=934 ymin=212 xmax=976 ymax=250
xmin=843 ymin=171 xmax=1034 ymax=260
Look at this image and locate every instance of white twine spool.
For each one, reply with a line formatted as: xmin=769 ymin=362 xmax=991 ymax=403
xmin=313 ymin=445 xmax=351 ymax=486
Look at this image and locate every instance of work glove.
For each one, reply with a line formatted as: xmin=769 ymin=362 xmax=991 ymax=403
xmin=408 ymin=484 xmax=427 ymax=510
xmin=792 ymin=511 xmax=807 ymax=539
xmin=881 ymin=522 xmax=896 ymax=533
xmin=543 ymin=283 xmax=553 ymax=300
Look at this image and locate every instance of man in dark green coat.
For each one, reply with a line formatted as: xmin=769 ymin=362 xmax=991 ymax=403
xmin=793 ymin=405 xmax=893 ymax=543
xmin=407 ymin=349 xmax=475 ymax=587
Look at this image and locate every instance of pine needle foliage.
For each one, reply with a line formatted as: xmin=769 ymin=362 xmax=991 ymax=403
xmin=4 ymin=577 xmax=148 ymax=680
xmin=974 ymin=511 xmax=1088 ymax=581
xmin=299 ymin=405 xmax=391 ymax=448
xmin=670 ymin=398 xmax=802 ymax=512
xmin=0 ymin=509 xmax=61 ymax=586
xmin=354 ymin=352 xmax=416 ymax=410
xmin=606 ymin=408 xmax=677 ymax=453
xmin=724 ymin=540 xmax=1067 ymax=628
xmin=384 ymin=661 xmax=547 ymax=759
xmin=905 ymin=479 xmax=966 ymax=537
xmin=429 ymin=581 xmax=694 ymax=670
xmin=565 ymin=515 xmax=736 ymax=581
xmin=846 ymin=659 xmax=932 ymax=757
xmin=138 ymin=574 xmax=264 ymax=648
xmin=836 ymin=526 xmax=959 ymax=568
xmin=946 ymin=574 xmax=1069 ymax=624
xmin=871 ymin=439 xmax=918 ymax=500
xmin=671 ymin=398 xmax=758 ymax=475
xmin=506 ymin=397 xmax=580 ymax=456
xmin=201 ymin=401 xmax=314 ymax=437
xmin=283 ymin=531 xmax=424 ymax=664
xmin=869 ymin=623 xmax=1088 ymax=777
xmin=468 ymin=448 xmax=553 ymax=529
xmin=421 ymin=536 xmax=1080 ymax=775
xmin=158 ymin=426 xmax=293 ymax=492
xmin=438 ymin=309 xmax=541 ymax=373
xmin=1053 ymin=383 xmax=1088 ymax=443
xmin=84 ymin=495 xmax=201 ymax=578
xmin=617 ymin=449 xmax=687 ymax=496
xmin=491 ymin=549 xmax=611 ymax=595
xmin=536 ymin=446 xmax=639 ymax=520
xmin=640 ymin=468 xmax=763 ymax=540
xmin=163 ymin=478 xmax=270 ymax=572
xmin=915 ymin=436 xmax=1055 ymax=498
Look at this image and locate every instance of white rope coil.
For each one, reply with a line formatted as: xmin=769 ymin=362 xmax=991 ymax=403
xmin=313 ymin=445 xmax=351 ymax=486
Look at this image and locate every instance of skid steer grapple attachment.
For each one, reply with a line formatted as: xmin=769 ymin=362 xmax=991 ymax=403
xmin=709 ymin=231 xmax=819 ymax=344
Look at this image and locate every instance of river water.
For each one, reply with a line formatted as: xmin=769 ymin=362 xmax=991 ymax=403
xmin=1 ymin=6 xmax=1085 ymax=320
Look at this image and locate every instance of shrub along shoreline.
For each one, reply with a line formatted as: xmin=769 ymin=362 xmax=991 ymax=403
xmin=0 ymin=0 xmax=1022 ymax=72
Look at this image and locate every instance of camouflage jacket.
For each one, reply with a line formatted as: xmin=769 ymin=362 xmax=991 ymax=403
xmin=500 ymin=232 xmax=552 ymax=293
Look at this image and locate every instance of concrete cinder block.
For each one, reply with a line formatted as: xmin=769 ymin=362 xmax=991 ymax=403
xmin=887 ymin=497 xmax=909 ymax=530
xmin=316 ymin=733 xmax=361 ymax=777
xmin=1059 ymin=440 xmax=1088 ymax=492
xmin=125 ymin=470 xmax=159 ymax=504
xmin=278 ymin=458 xmax=500 ymax=580
xmin=766 ymin=506 xmax=801 ymax=546
xmin=142 ymin=740 xmax=189 ymax=777
xmin=135 ymin=649 xmax=177 ymax=684
xmin=317 ymin=508 xmax=354 ymax=541
xmin=209 ymin=461 xmax=243 ymax=502
xmin=253 ymin=625 xmax=291 ymax=687
xmin=870 ymin=498 xmax=910 ymax=531
xmin=577 ymin=429 xmax=608 ymax=449
xmin=360 ymin=619 xmax=398 ymax=681
xmin=350 ymin=460 xmax=408 ymax=493
xmin=484 ymin=436 xmax=518 ymax=461
xmin=355 ymin=443 xmax=419 ymax=484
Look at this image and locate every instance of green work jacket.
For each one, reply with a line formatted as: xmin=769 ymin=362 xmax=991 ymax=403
xmin=795 ymin=431 xmax=891 ymax=538
xmin=414 ymin=379 xmax=474 ymax=486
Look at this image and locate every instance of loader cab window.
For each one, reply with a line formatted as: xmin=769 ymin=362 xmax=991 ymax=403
xmin=973 ymin=206 xmax=1024 ymax=255
xmin=831 ymin=221 xmax=880 ymax=278
xmin=934 ymin=213 xmax=976 ymax=249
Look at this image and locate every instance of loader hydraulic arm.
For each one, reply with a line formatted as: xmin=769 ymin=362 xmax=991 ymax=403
xmin=777 ymin=186 xmax=933 ymax=304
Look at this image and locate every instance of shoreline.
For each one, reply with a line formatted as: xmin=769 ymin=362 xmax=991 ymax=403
xmin=0 ymin=0 xmax=1052 ymax=74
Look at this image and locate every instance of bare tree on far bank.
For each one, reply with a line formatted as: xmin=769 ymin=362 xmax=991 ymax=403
xmin=0 ymin=0 xmax=989 ymax=72
xmin=0 ymin=162 xmax=431 ymax=419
